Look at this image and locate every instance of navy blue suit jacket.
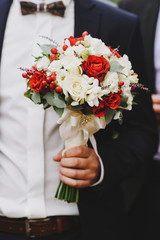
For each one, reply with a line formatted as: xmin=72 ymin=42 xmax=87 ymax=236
xmin=0 ymin=1 xmax=158 ymax=239
xmin=119 ymin=0 xmax=160 ymax=93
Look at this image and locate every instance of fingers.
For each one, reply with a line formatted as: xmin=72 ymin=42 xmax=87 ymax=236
xmin=153 ymin=103 xmax=160 ymax=114
xmin=152 ymin=94 xmax=160 ymax=104
xmin=61 ymin=156 xmax=89 ymax=169
xmin=53 ymin=146 xmax=100 ymax=188
xmin=152 ymin=95 xmax=160 ymax=119
xmin=59 ymin=175 xmax=92 ymax=188
xmin=59 ymin=157 xmax=99 ymax=188
xmin=53 ymin=150 xmax=63 ymax=162
xmin=64 ymin=146 xmax=88 ymax=158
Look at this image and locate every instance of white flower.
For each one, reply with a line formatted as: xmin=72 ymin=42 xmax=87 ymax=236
xmin=36 ymin=56 xmax=50 ymax=71
xmin=113 ymin=111 xmax=123 ymax=120
xmin=48 ymin=60 xmax=63 ymax=73
xmin=60 ymin=74 xmax=89 ymax=105
xmin=129 ymin=74 xmax=139 ymax=84
xmin=120 ymin=78 xmax=133 ymax=110
xmin=61 ymin=54 xmax=82 ymax=70
xmin=102 ymin=72 xmax=119 ymax=93
xmin=65 ymin=44 xmax=84 ymax=56
xmin=85 ymin=77 xmax=109 ymax=107
xmin=56 ymin=69 xmax=69 ymax=86
xmin=117 ymin=55 xmax=134 ymax=76
xmin=84 ymin=35 xmax=111 ymax=58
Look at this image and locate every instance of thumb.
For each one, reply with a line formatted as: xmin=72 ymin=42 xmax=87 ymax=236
xmin=53 ymin=150 xmax=63 ymax=162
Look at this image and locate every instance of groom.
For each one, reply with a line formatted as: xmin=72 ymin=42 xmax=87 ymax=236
xmin=0 ymin=0 xmax=158 ymax=240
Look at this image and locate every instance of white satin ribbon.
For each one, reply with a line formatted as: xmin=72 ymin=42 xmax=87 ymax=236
xmin=57 ymin=108 xmax=107 ymax=150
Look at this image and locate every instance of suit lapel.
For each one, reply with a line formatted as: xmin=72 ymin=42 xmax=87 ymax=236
xmin=0 ymin=0 xmax=13 ymax=62
xmin=74 ymin=0 xmax=100 ymax=38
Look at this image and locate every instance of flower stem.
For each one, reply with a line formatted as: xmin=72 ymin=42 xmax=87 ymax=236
xmin=55 ymin=181 xmax=79 ymax=203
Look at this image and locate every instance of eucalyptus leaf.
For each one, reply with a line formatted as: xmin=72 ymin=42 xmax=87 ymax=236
xmin=53 ymin=106 xmax=64 ymax=117
xmin=53 ymin=92 xmax=66 ymax=108
xmin=24 ymin=89 xmax=32 ymax=100
xmin=38 ymin=44 xmax=56 ymax=54
xmin=105 ymin=109 xmax=115 ymax=125
xmin=109 ymin=61 xmax=124 ymax=72
xmin=31 ymin=91 xmax=41 ymax=104
xmin=43 ymin=92 xmax=66 ymax=108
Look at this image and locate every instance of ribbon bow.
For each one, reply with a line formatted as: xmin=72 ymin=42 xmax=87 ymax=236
xmin=20 ymin=1 xmax=66 ymax=17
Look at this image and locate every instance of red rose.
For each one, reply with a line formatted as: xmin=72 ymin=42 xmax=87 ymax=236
xmin=103 ymin=93 xmax=120 ymax=109
xmin=91 ymin=100 xmax=107 ymax=117
xmin=81 ymin=55 xmax=109 ymax=82
xmin=29 ymin=71 xmax=48 ymax=94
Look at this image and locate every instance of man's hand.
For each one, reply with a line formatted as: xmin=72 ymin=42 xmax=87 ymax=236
xmin=53 ymin=146 xmax=100 ymax=188
xmin=152 ymin=94 xmax=160 ymax=124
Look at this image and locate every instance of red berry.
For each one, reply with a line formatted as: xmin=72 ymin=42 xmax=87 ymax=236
xmin=46 ymin=77 xmax=52 ymax=83
xmin=32 ymin=65 xmax=37 ymax=71
xmin=50 ymin=72 xmax=56 ymax=81
xmin=82 ymin=31 xmax=89 ymax=37
xmin=50 ymin=81 xmax=56 ymax=89
xmin=50 ymin=54 xmax=57 ymax=61
xmin=131 ymin=85 xmax=136 ymax=92
xmin=27 ymin=70 xmax=33 ymax=76
xmin=42 ymin=81 xmax=47 ymax=87
xmin=63 ymin=45 xmax=68 ymax=51
xmin=51 ymin=48 xmax=58 ymax=54
xmin=55 ymin=86 xmax=62 ymax=93
xmin=22 ymin=72 xmax=28 ymax=78
xmin=119 ymin=81 xmax=124 ymax=86
xmin=118 ymin=88 xmax=122 ymax=94
xmin=46 ymin=77 xmax=51 ymax=83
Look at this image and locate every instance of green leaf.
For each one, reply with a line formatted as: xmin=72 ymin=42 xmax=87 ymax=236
xmin=38 ymin=44 xmax=56 ymax=54
xmin=66 ymin=96 xmax=73 ymax=106
xmin=43 ymin=92 xmax=66 ymax=108
xmin=53 ymin=106 xmax=64 ymax=117
xmin=109 ymin=61 xmax=124 ymax=72
xmin=71 ymin=105 xmax=83 ymax=111
xmin=31 ymin=91 xmax=41 ymax=104
xmin=120 ymin=96 xmax=128 ymax=108
xmin=24 ymin=89 xmax=32 ymax=100
xmin=105 ymin=109 xmax=115 ymax=125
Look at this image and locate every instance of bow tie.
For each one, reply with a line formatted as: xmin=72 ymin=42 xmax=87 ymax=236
xmin=20 ymin=1 xmax=66 ymax=17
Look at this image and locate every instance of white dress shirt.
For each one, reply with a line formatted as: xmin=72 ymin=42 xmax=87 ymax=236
xmin=154 ymin=8 xmax=160 ymax=160
xmin=0 ymin=0 xmax=79 ymax=219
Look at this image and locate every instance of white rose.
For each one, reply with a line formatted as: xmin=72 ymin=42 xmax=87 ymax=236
xmin=36 ymin=56 xmax=50 ymax=71
xmin=61 ymin=55 xmax=82 ymax=70
xmin=84 ymin=35 xmax=111 ymax=57
xmin=60 ymin=75 xmax=89 ymax=105
xmin=102 ymin=72 xmax=119 ymax=93
xmin=48 ymin=60 xmax=63 ymax=73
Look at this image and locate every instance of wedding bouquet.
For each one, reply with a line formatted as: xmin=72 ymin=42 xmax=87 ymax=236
xmin=22 ymin=31 xmax=140 ymax=203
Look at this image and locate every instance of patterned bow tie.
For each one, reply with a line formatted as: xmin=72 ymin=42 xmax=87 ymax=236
xmin=20 ymin=1 xmax=66 ymax=17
